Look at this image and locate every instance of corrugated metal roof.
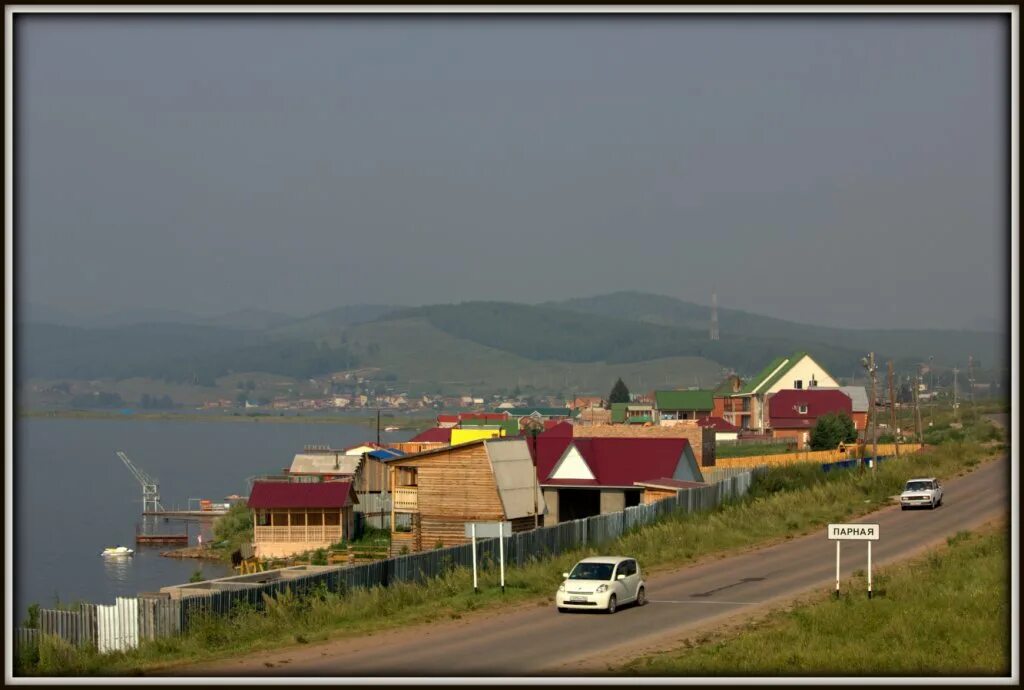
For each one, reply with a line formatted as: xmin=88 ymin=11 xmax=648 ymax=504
xmin=654 ymin=390 xmax=715 ymax=411
xmin=248 ymin=481 xmax=354 ymax=509
xmin=768 ymin=389 xmax=853 ymax=429
xmin=485 ymin=439 xmax=546 ymax=520
xmin=366 ymin=448 xmax=404 ymax=460
xmin=540 ymin=438 xmax=690 ymax=488
xmin=408 ymin=427 xmax=452 ymax=443
xmin=839 ymin=386 xmax=869 ymax=412
xmin=289 ymin=452 xmax=360 ymax=475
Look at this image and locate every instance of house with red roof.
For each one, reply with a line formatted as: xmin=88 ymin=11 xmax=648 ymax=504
xmin=532 ymin=431 xmax=704 ymax=523
xmin=697 ymin=416 xmax=741 ymax=442
xmin=248 ymin=480 xmax=358 ymax=559
xmin=767 ymin=388 xmax=854 ymax=447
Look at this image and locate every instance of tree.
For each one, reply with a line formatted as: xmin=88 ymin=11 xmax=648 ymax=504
xmin=609 ymin=378 xmax=631 ymax=404
xmin=809 ymin=412 xmax=858 ymax=450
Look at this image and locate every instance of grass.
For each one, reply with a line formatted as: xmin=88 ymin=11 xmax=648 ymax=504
xmin=15 ymin=434 xmax=1003 ymax=676
xmin=618 ymin=526 xmax=1010 ymax=676
xmin=717 ymin=442 xmax=793 ymax=459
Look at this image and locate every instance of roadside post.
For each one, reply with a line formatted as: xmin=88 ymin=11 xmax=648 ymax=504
xmin=465 ymin=521 xmax=512 ymax=595
xmin=827 ymin=523 xmax=880 ymax=598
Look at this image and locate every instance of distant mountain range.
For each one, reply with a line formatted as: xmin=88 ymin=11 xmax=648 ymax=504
xmin=17 ymin=293 xmax=1006 ymax=395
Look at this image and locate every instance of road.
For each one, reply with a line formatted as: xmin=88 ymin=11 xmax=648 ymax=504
xmin=181 ymin=455 xmax=1009 ymax=677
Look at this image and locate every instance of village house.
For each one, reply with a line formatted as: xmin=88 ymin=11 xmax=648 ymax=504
xmin=728 ymin=352 xmax=840 ymax=431
xmin=654 ymin=389 xmax=715 ymax=422
xmin=839 ymin=386 xmax=870 ymax=432
xmin=248 ymin=480 xmax=358 ymax=559
xmin=697 ymin=415 xmax=741 ymax=442
xmin=532 ymin=431 xmax=705 ymax=523
xmin=610 ymin=402 xmax=655 ymax=425
xmin=385 ymin=438 xmax=546 ymax=555
xmin=766 ymin=388 xmax=854 ymax=447
xmin=712 ymin=374 xmax=746 ymax=423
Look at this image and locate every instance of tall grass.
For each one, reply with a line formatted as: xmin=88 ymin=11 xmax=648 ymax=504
xmin=16 ymin=438 xmax=1001 ymax=676
xmin=619 ymin=527 xmax=1010 ymax=676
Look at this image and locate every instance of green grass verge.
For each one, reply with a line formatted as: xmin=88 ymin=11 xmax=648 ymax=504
xmin=618 ymin=526 xmax=1010 ymax=676
xmin=15 ymin=436 xmax=1003 ymax=676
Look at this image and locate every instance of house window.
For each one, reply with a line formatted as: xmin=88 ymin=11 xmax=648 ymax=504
xmin=794 ymin=380 xmax=803 ymax=389
xmin=798 ymin=404 xmax=808 ymax=414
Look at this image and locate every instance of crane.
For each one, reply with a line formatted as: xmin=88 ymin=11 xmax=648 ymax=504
xmin=116 ymin=451 xmax=164 ymax=513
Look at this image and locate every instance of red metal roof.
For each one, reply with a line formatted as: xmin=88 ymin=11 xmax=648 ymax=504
xmin=247 ymin=481 xmax=354 ymax=509
xmin=436 ymin=414 xmax=460 ymax=424
xmin=408 ymin=427 xmax=452 ymax=443
xmin=768 ymin=389 xmax=853 ymax=429
xmin=459 ymin=412 xmax=508 ymax=421
xmin=633 ymin=478 xmax=706 ymax=490
xmin=539 ymin=437 xmax=691 ymax=488
xmin=697 ymin=416 xmax=740 ymax=432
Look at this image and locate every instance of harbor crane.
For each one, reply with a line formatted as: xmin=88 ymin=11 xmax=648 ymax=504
xmin=116 ymin=451 xmax=164 ymax=513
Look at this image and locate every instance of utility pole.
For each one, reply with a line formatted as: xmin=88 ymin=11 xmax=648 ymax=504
xmin=913 ymin=370 xmax=923 ymax=444
xmin=967 ymin=355 xmax=976 ymax=410
xmin=887 ymin=360 xmax=899 ymax=458
xmin=952 ymin=366 xmax=960 ymax=421
xmin=861 ymin=353 xmax=878 ymax=473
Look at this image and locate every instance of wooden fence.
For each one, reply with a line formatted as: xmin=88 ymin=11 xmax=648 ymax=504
xmin=18 ymin=468 xmax=765 ymax=658
xmin=712 ymin=443 xmax=922 ymax=469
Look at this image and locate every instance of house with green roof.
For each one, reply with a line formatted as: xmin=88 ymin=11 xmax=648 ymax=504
xmin=610 ymin=402 xmax=655 ymax=425
xmin=654 ymin=389 xmax=715 ymax=422
xmin=729 ymin=352 xmax=840 ymax=431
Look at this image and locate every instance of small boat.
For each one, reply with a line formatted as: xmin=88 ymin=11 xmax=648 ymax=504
xmin=101 ymin=546 xmax=135 ymax=557
xmin=384 ymin=425 xmax=400 ymax=432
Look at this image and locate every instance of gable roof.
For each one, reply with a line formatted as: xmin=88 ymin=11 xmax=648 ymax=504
xmin=768 ymin=389 xmax=854 ymax=429
xmin=696 ymin=416 xmax=740 ymax=432
xmin=366 ymin=448 xmax=405 ymax=461
xmin=654 ymin=389 xmax=715 ymax=411
xmin=736 ymin=354 xmax=798 ymax=396
xmin=408 ymin=427 xmax=452 ymax=443
xmin=539 ymin=438 xmax=691 ymax=488
xmin=839 ymin=386 xmax=869 ymax=412
xmin=248 ymin=481 xmax=355 ymax=509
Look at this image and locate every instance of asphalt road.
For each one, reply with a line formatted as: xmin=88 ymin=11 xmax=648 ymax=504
xmin=186 ymin=455 xmax=1009 ymax=677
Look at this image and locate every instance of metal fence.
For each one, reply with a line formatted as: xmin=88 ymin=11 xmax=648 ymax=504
xmin=21 ymin=468 xmax=765 ymax=657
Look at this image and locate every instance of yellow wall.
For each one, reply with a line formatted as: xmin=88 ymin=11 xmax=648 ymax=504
xmin=450 ymin=428 xmax=503 ymax=445
xmin=711 ymin=443 xmax=923 ymax=468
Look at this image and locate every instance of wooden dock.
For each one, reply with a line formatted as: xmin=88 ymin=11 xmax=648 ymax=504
xmin=136 ymin=533 xmax=188 ymax=545
xmin=142 ymin=509 xmax=228 ymax=519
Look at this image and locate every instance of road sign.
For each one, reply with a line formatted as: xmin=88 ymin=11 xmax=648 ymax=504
xmin=464 ymin=521 xmax=512 ymax=539
xmin=827 ymin=523 xmax=880 ymax=540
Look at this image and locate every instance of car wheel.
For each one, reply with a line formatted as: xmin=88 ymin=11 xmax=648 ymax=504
xmin=938 ymin=496 xmax=943 ymax=507
xmin=606 ymin=594 xmax=617 ymax=614
xmin=636 ymin=586 xmax=646 ymax=607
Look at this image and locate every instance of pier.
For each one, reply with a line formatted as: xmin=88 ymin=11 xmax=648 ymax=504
xmin=142 ymin=509 xmax=228 ymax=519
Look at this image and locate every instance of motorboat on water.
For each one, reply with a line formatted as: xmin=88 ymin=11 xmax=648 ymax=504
xmin=101 ymin=546 xmax=134 ymax=557
xmin=384 ymin=425 xmax=400 ymax=432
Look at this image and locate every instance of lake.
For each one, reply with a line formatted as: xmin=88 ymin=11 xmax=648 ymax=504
xmin=13 ymin=417 xmax=417 ymax=621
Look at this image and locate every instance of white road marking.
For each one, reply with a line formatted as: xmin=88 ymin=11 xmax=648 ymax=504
xmin=649 ymin=599 xmax=758 ymax=605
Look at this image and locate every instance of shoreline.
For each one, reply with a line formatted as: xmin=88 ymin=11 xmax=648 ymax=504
xmin=17 ymin=409 xmax=434 ymax=427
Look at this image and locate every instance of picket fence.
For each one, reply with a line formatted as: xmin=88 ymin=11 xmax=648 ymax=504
xmin=714 ymin=443 xmax=921 ymax=469
xmin=17 ymin=468 xmax=765 ymax=659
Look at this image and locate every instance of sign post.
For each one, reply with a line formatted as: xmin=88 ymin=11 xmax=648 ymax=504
xmin=471 ymin=523 xmax=478 ymax=594
xmin=827 ymin=523 xmax=880 ymax=598
xmin=465 ymin=521 xmax=512 ymax=595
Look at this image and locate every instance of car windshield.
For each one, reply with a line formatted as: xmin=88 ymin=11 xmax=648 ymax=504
xmin=906 ymin=481 xmax=932 ymax=492
xmin=569 ymin=562 xmax=615 ymax=581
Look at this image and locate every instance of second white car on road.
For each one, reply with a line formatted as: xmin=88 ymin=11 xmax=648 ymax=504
xmin=900 ymin=477 xmax=944 ymax=510
xmin=556 ymin=556 xmax=646 ymax=614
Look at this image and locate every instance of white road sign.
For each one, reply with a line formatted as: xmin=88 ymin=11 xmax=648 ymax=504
xmin=464 ymin=521 xmax=512 ymax=539
xmin=827 ymin=523 xmax=880 ymax=541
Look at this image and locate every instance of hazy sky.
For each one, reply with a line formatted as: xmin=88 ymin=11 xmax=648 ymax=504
xmin=17 ymin=14 xmax=1008 ymax=331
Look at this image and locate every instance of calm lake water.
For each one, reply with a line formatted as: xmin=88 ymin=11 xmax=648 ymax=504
xmin=14 ymin=417 xmax=416 ymax=620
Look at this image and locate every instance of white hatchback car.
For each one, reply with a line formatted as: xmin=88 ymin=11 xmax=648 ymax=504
xmin=556 ymin=556 xmax=646 ymax=614
xmin=900 ymin=477 xmax=944 ymax=510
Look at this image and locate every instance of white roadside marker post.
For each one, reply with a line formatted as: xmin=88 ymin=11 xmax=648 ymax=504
xmin=471 ymin=523 xmax=478 ymax=594
xmin=867 ymin=541 xmax=873 ymax=599
xmin=498 ymin=520 xmax=505 ymax=594
xmin=835 ymin=541 xmax=841 ymax=598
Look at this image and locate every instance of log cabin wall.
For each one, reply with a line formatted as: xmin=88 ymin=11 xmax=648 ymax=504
xmin=396 ymin=443 xmax=506 ymax=549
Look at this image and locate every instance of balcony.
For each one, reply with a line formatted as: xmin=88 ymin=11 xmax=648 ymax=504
xmin=393 ymin=486 xmax=419 ymax=512
xmin=254 ymin=526 xmax=343 ymax=543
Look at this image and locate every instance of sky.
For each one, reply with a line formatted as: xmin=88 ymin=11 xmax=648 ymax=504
xmin=16 ymin=14 xmax=1009 ymax=331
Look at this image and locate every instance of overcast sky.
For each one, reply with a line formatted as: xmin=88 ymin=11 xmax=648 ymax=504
xmin=16 ymin=14 xmax=1008 ymax=331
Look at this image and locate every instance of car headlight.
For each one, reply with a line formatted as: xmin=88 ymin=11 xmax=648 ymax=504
xmin=558 ymin=583 xmax=565 ymax=592
xmin=596 ymin=584 xmax=609 ymax=593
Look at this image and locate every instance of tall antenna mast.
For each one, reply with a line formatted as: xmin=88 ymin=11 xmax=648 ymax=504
xmin=710 ymin=291 xmax=720 ymax=341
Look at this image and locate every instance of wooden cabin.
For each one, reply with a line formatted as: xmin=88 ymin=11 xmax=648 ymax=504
xmin=248 ymin=481 xmax=357 ymax=559
xmin=386 ymin=438 xmax=546 ymax=555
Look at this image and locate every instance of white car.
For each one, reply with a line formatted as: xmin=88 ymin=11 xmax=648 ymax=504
xmin=556 ymin=556 xmax=646 ymax=614
xmin=900 ymin=477 xmax=944 ymax=510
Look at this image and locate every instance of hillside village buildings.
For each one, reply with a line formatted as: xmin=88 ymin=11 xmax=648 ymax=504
xmin=243 ymin=350 xmax=872 ymax=558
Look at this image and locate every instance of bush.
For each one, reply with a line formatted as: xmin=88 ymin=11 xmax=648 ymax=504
xmin=809 ymin=412 xmax=858 ymax=450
